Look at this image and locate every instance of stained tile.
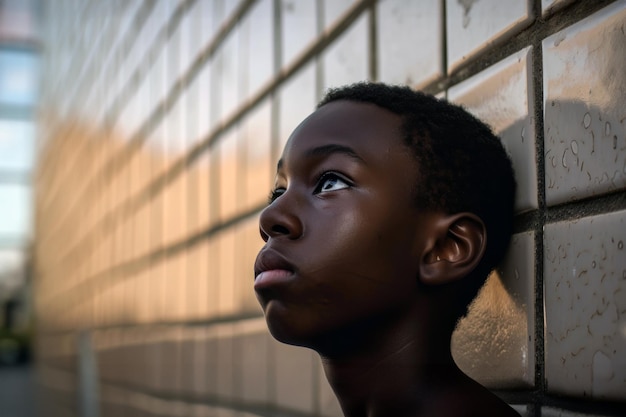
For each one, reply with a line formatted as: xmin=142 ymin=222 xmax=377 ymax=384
xmin=543 ymin=3 xmax=626 ymax=205
xmin=322 ymin=12 xmax=369 ymax=89
xmin=448 ymin=46 xmax=538 ymax=212
xmin=544 ymin=210 xmax=626 ymax=400
xmin=376 ymin=0 xmax=443 ymax=87
xmin=446 ymin=0 xmax=533 ymax=72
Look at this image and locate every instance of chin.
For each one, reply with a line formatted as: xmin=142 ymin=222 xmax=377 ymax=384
xmin=265 ymin=317 xmax=318 ymax=349
xmin=262 ymin=303 xmax=325 ymax=349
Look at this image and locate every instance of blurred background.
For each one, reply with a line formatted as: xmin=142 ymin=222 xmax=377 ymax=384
xmin=0 ymin=0 xmax=39 ymax=416
xmin=0 ymin=0 xmax=38 ymax=363
xmin=0 ymin=0 xmax=625 ymax=416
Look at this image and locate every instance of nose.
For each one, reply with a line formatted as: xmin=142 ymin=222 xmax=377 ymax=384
xmin=259 ymin=194 xmax=304 ymax=242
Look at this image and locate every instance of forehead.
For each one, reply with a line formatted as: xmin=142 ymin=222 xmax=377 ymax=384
xmin=281 ymin=100 xmax=408 ymax=167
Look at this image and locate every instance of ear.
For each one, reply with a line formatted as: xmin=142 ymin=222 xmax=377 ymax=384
xmin=419 ymin=212 xmax=487 ymax=286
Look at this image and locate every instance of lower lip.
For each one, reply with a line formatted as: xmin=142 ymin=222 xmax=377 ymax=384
xmin=254 ymin=269 xmax=294 ymax=289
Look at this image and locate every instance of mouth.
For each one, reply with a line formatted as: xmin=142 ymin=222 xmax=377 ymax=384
xmin=254 ymin=249 xmax=296 ymax=290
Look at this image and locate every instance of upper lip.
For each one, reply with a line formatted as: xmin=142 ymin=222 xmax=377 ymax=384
xmin=254 ymin=248 xmax=295 ymax=277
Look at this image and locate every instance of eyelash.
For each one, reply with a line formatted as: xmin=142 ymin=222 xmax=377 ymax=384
xmin=267 ymin=188 xmax=285 ymax=204
xmin=267 ymin=171 xmax=352 ymax=205
xmin=313 ymin=172 xmax=351 ymax=194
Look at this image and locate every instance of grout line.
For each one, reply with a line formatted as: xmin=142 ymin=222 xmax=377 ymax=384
xmin=368 ymin=1 xmax=377 ymax=82
xmin=530 ymin=0 xmax=547 ymax=411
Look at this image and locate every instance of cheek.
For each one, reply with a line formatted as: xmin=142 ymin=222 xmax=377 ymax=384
xmin=311 ymin=207 xmax=415 ymax=286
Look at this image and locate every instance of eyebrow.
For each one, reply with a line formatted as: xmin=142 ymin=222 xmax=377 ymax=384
xmin=276 ymin=143 xmax=365 ymax=171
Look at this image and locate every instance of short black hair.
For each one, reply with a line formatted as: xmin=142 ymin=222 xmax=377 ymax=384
xmin=318 ymin=82 xmax=516 ymax=319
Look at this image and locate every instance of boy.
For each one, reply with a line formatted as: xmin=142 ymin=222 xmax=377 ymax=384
xmin=253 ymin=83 xmax=519 ymax=416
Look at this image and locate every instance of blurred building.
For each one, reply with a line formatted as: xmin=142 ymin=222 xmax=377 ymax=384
xmin=0 ymin=0 xmax=40 ymax=364
xmin=30 ymin=1 xmax=626 ymax=417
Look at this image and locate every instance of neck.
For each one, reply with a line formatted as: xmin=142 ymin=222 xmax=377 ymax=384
xmin=318 ymin=304 xmax=460 ymax=417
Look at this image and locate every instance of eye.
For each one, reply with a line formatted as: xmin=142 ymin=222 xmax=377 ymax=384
xmin=268 ymin=188 xmax=285 ymax=204
xmin=314 ymin=172 xmax=351 ymax=194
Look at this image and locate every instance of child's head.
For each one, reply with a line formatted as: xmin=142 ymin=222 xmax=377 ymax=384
xmin=254 ymin=82 xmax=516 ymax=351
xmin=318 ymin=83 xmax=516 ymax=317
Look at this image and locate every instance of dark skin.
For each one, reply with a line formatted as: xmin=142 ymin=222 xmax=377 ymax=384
xmin=254 ymin=101 xmax=520 ymax=417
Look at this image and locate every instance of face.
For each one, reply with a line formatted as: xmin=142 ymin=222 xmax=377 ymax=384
xmin=254 ymin=100 xmax=434 ymax=351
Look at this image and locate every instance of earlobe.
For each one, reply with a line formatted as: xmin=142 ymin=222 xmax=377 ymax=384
xmin=419 ymin=213 xmax=486 ymax=286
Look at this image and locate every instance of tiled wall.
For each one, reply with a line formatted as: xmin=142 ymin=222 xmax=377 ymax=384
xmin=35 ymin=1 xmax=626 ymax=416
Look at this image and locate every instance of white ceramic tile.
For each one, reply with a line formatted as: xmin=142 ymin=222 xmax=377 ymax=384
xmin=215 ymin=324 xmax=236 ymax=399
xmin=278 ymin=62 xmax=318 ymax=155
xmin=188 ymin=403 xmax=212 ymax=417
xmin=153 ymin=399 xmax=189 ymax=417
xmin=185 ymin=240 xmax=202 ymax=320
xmin=162 ymin=170 xmax=189 ymax=247
xmin=239 ymin=99 xmax=273 ymax=212
xmin=233 ymin=216 xmax=265 ymax=314
xmin=159 ymin=328 xmax=183 ymax=393
xmin=511 ymin=404 xmax=530 ymax=417
xmin=188 ymin=151 xmax=213 ymax=237
xmin=317 ymin=360 xmax=343 ymax=417
xmin=186 ymin=61 xmax=213 ymax=145
xmin=542 ymin=407 xmax=615 ymax=417
xmin=322 ymin=12 xmax=369 ymax=90
xmin=216 ymin=229 xmax=237 ymax=315
xmin=240 ymin=0 xmax=274 ymax=96
xmin=544 ymin=210 xmax=626 ymax=400
xmin=543 ymin=3 xmax=626 ymax=206
xmin=213 ymin=30 xmax=240 ymax=122
xmin=280 ymin=0 xmax=318 ymax=66
xmin=272 ymin=338 xmax=317 ymax=414
xmin=163 ymin=251 xmax=188 ymax=322
xmin=448 ymin=46 xmax=538 ymax=212
xmin=446 ymin=0 xmax=533 ymax=72
xmin=452 ymin=231 xmax=535 ymax=388
xmin=179 ymin=328 xmax=196 ymax=394
xmin=323 ymin=0 xmax=356 ymax=27
xmin=217 ymin=127 xmax=240 ymax=223
xmin=235 ymin=318 xmax=271 ymax=403
xmin=187 ymin=0 xmax=216 ymax=63
xmin=376 ymin=0 xmax=443 ymax=87
xmin=188 ymin=328 xmax=212 ymax=397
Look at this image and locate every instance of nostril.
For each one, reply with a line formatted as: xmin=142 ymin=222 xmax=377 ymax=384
xmin=271 ymin=224 xmax=290 ymax=236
